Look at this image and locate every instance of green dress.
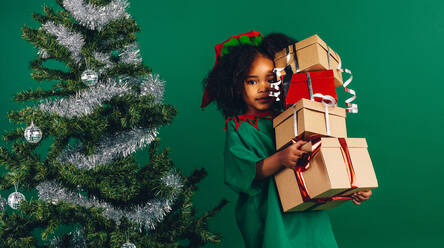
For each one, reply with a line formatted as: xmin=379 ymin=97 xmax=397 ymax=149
xmin=224 ymin=113 xmax=338 ymax=248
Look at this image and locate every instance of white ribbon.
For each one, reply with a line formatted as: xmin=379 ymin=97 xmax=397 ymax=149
xmin=271 ymin=46 xmax=300 ymax=101
xmin=270 ymin=52 xmax=290 ymax=101
xmin=312 ymin=93 xmax=337 ymax=136
xmin=293 ymin=104 xmax=298 ymax=137
xmin=337 ymin=59 xmax=358 ymax=113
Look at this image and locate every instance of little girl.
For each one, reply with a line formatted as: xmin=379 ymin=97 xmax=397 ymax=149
xmin=201 ymin=31 xmax=371 ymax=248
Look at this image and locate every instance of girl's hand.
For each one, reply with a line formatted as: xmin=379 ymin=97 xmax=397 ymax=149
xmin=351 ymin=190 xmax=372 ymax=205
xmin=278 ymin=140 xmax=307 ymax=168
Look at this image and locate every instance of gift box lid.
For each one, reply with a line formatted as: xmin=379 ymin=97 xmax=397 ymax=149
xmin=273 ymin=98 xmax=346 ymax=128
xmin=290 ymin=70 xmax=335 ymax=82
xmin=275 ymin=34 xmax=341 ymax=66
xmin=302 ymin=137 xmax=368 ymax=151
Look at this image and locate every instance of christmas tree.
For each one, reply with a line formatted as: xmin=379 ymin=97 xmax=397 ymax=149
xmin=0 ymin=0 xmax=227 ymax=247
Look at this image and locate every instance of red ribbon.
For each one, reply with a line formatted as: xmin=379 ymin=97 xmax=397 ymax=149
xmin=292 ymin=137 xmax=357 ymax=209
xmin=339 ymin=137 xmax=358 ymax=189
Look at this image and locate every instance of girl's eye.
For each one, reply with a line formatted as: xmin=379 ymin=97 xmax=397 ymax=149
xmin=246 ymin=80 xmax=257 ymax=85
xmin=267 ymin=78 xmax=276 ymax=83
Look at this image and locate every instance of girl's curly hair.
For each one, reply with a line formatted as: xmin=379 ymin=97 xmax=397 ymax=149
xmin=202 ymin=33 xmax=296 ymax=118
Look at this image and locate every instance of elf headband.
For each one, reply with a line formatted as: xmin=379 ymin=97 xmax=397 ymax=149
xmin=200 ymin=30 xmax=263 ymax=109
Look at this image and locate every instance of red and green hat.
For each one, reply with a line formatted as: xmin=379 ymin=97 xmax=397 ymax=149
xmin=201 ymin=30 xmax=263 ymax=109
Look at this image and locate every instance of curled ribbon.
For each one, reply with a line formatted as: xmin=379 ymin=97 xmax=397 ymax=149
xmin=327 ymin=46 xmax=358 ymax=114
xmin=270 ymin=49 xmax=291 ymax=101
xmin=337 ymin=59 xmax=358 ymax=113
xmin=311 ymin=93 xmax=337 ymax=136
xmin=270 ymin=68 xmax=283 ymax=101
xmin=271 ymin=45 xmax=300 ymax=102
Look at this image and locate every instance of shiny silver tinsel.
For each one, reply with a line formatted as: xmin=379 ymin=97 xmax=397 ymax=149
xmin=63 ymin=0 xmax=130 ymax=31
xmin=56 ymin=128 xmax=157 ymax=170
xmin=119 ymin=43 xmax=142 ymax=65
xmin=37 ymin=171 xmax=183 ymax=230
xmin=41 ymin=21 xmax=85 ymax=64
xmin=139 ymin=74 xmax=165 ymax=103
xmin=38 ymin=48 xmax=50 ymax=59
xmin=94 ymin=51 xmax=114 ymax=74
xmin=38 ymin=74 xmax=164 ymax=118
xmin=94 ymin=42 xmax=142 ymax=74
xmin=38 ymin=78 xmax=131 ymax=118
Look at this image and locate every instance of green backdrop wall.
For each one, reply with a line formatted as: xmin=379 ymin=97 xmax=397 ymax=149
xmin=1 ymin=0 xmax=443 ymax=247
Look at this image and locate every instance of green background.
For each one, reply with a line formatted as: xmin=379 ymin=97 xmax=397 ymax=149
xmin=1 ymin=0 xmax=443 ymax=247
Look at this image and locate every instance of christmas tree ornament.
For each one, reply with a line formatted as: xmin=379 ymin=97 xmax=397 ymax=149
xmin=81 ymin=69 xmax=99 ymax=86
xmin=24 ymin=120 xmax=42 ymax=143
xmin=121 ymin=242 xmax=136 ymax=248
xmin=8 ymin=185 xmax=26 ymax=210
xmin=0 ymin=196 xmax=6 ymax=211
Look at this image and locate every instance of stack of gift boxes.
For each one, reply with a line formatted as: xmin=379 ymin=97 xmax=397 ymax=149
xmin=270 ymin=34 xmax=378 ymax=212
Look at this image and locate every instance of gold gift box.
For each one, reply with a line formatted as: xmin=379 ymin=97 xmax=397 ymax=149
xmin=274 ymin=34 xmax=343 ymax=87
xmin=273 ymin=98 xmax=347 ymax=151
xmin=274 ymin=137 xmax=378 ymax=212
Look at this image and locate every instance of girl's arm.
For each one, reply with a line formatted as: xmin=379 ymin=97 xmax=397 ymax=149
xmin=254 ymin=140 xmax=307 ymax=181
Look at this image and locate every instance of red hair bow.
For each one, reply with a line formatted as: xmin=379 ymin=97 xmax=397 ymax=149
xmin=201 ymin=30 xmax=263 ymax=109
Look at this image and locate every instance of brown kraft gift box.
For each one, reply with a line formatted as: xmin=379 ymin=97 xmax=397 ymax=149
xmin=274 ymin=34 xmax=343 ymax=87
xmin=273 ymin=98 xmax=347 ymax=151
xmin=274 ymin=137 xmax=378 ymax=212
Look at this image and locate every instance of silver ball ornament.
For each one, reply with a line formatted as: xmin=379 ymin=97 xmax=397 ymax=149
xmin=24 ymin=121 xmax=42 ymax=143
xmin=81 ymin=69 xmax=99 ymax=86
xmin=121 ymin=242 xmax=136 ymax=248
xmin=8 ymin=191 xmax=26 ymax=210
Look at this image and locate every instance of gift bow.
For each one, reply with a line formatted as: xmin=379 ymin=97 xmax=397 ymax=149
xmin=312 ymin=93 xmax=336 ymax=136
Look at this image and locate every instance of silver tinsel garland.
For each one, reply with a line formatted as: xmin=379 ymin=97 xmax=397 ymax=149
xmin=38 ymin=48 xmax=50 ymax=59
xmin=37 ymin=171 xmax=183 ymax=230
xmin=94 ymin=42 xmax=142 ymax=75
xmin=41 ymin=21 xmax=85 ymax=64
xmin=139 ymin=74 xmax=165 ymax=103
xmin=38 ymin=74 xmax=164 ymax=119
xmin=93 ymin=51 xmax=114 ymax=74
xmin=38 ymin=78 xmax=132 ymax=118
xmin=120 ymin=74 xmax=165 ymax=104
xmin=119 ymin=43 xmax=142 ymax=65
xmin=63 ymin=0 xmax=130 ymax=31
xmin=56 ymin=127 xmax=158 ymax=170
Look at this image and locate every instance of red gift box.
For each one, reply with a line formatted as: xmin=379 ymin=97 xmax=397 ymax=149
xmin=283 ymin=70 xmax=337 ymax=109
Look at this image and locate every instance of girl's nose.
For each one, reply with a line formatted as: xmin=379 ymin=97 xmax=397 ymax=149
xmin=258 ymin=80 xmax=270 ymax=92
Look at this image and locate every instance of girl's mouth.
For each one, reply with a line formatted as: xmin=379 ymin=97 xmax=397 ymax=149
xmin=256 ymin=96 xmax=273 ymax=102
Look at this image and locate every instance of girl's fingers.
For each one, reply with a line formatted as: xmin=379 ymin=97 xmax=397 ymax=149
xmin=352 ymin=195 xmax=361 ymax=201
xmin=357 ymin=194 xmax=369 ymax=201
xmin=298 ymin=141 xmax=308 ymax=148
xmin=291 ymin=140 xmax=307 ymax=149
xmin=293 ymin=150 xmax=305 ymax=157
xmin=356 ymin=191 xmax=371 ymax=200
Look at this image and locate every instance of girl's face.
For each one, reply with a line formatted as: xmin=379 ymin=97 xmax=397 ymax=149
xmin=242 ymin=54 xmax=276 ymax=115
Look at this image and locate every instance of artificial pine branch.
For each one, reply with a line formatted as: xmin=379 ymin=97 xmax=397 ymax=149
xmin=14 ymin=87 xmax=75 ymax=102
